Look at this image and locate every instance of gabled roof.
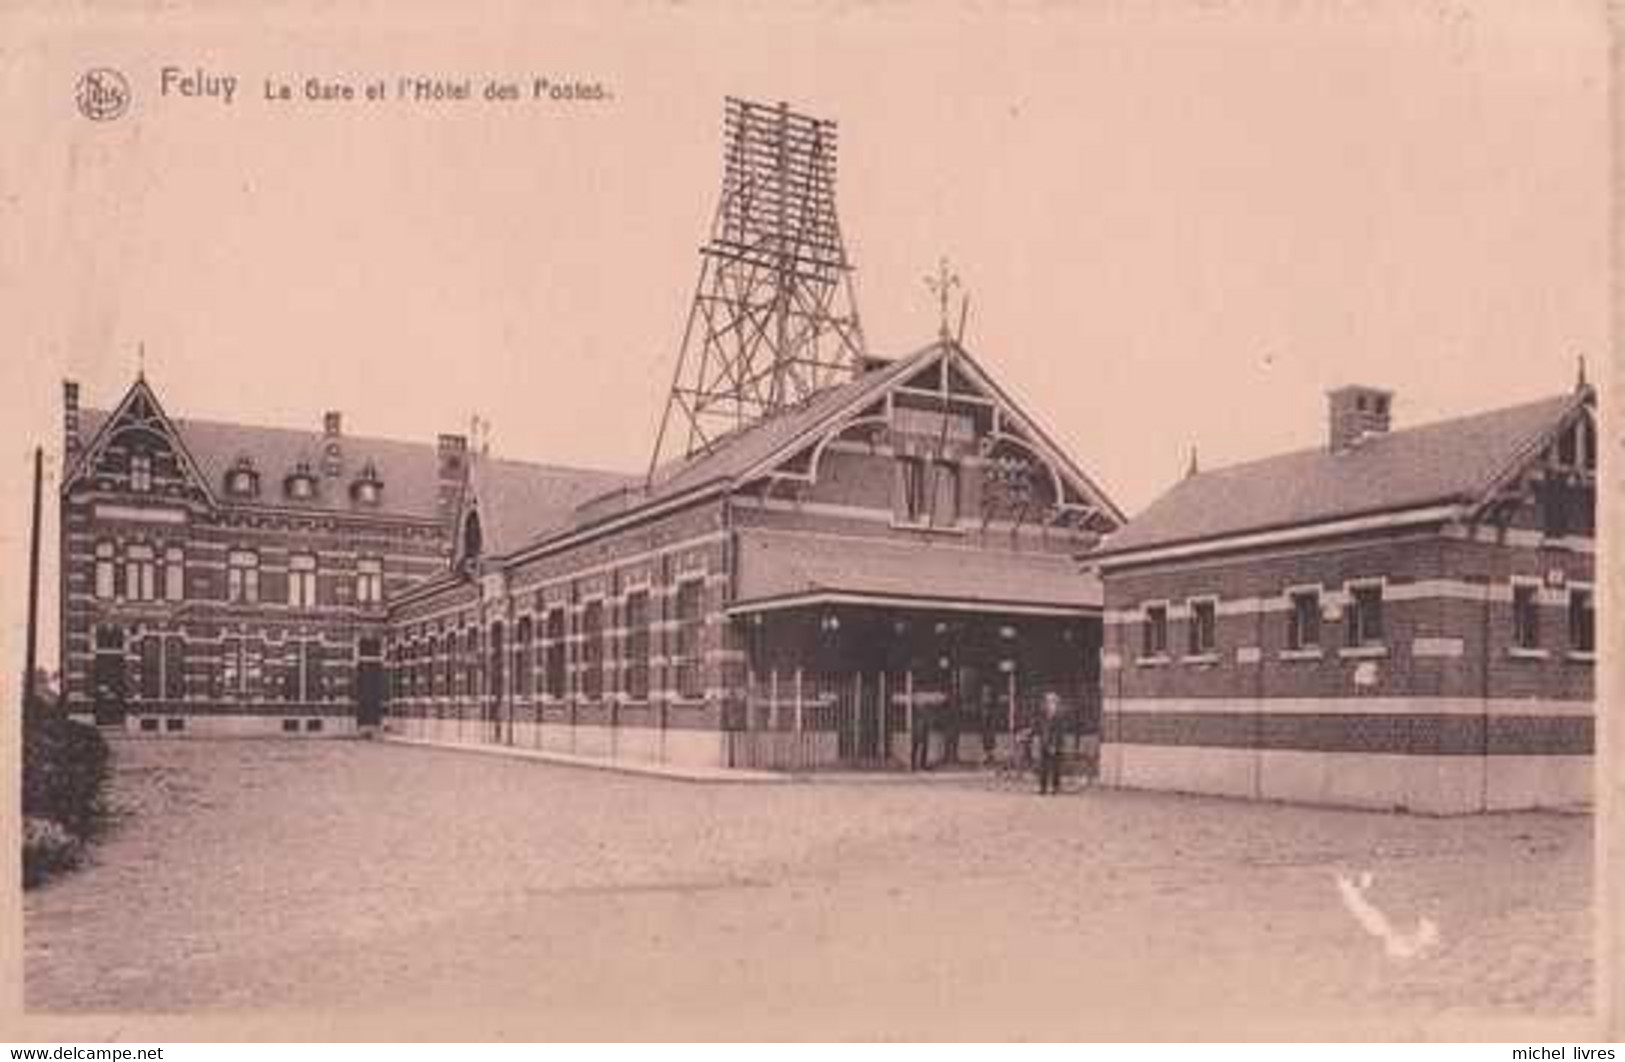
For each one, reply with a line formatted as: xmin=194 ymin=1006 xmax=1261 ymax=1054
xmin=463 ymin=456 xmax=637 ymax=559
xmin=548 ymin=337 xmax=1124 ymax=546
xmin=77 ymin=401 xmax=627 ymax=527
xmin=646 ymin=344 xmax=934 ymax=500
xmin=1093 ymin=389 xmax=1591 ymax=561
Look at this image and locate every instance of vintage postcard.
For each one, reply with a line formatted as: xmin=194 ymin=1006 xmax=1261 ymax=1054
xmin=0 ymin=0 xmax=1616 ymax=1043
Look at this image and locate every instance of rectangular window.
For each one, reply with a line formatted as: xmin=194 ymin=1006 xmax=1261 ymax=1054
xmin=164 ymin=635 xmax=186 ymax=701
xmin=1345 ymin=583 xmax=1384 ymax=648
xmin=675 ymin=580 xmax=704 ymax=699
xmin=1141 ymin=604 xmax=1168 ymax=658
xmin=94 ymin=542 xmax=116 ymax=600
xmin=625 ymin=590 xmax=651 ymax=701
xmin=223 ymin=637 xmax=243 ymax=695
xmin=931 ymin=461 xmax=960 ymax=528
xmin=1512 ymin=582 xmax=1541 ymax=650
xmin=356 ymin=556 xmax=384 ymax=606
xmin=139 ymin=636 xmax=162 ymax=700
xmin=130 ymin=453 xmax=152 ymax=492
xmin=1187 ymin=599 xmax=1216 ymax=656
xmin=513 ymin=616 xmax=533 ymax=697
xmin=544 ymin=608 xmax=566 ymax=699
xmin=289 ymin=554 xmax=318 ymax=609
xmin=228 ymin=550 xmax=259 ymax=604
xmin=1287 ymin=589 xmax=1322 ymax=651
xmin=125 ymin=544 xmax=156 ymax=601
xmin=163 ymin=547 xmax=185 ymax=602
xmin=898 ymin=457 xmax=928 ymax=524
xmin=1569 ymin=586 xmax=1595 ymax=654
xmin=582 ymin=601 xmax=604 ymax=700
xmin=301 ymin=640 xmax=322 ymax=702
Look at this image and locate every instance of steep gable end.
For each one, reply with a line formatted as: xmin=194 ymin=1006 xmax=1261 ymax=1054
xmin=65 ymin=377 xmax=216 ymax=508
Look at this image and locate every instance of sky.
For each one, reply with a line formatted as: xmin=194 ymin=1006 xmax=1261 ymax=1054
xmin=0 ymin=0 xmax=1609 ymax=672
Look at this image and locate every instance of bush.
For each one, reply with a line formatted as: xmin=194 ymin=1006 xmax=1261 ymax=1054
xmin=22 ymin=816 xmax=83 ymax=888
xmin=21 ymin=713 xmax=109 ymax=887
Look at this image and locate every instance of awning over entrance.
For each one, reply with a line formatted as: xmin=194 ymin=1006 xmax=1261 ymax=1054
xmin=729 ymin=528 xmax=1102 ymax=617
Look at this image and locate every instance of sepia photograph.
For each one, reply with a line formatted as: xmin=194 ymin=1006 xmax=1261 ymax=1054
xmin=0 ymin=0 xmax=1614 ymax=1044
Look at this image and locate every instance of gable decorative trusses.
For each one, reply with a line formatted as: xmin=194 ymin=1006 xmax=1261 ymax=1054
xmin=64 ymin=376 xmax=217 ymax=507
xmin=742 ymin=341 xmax=1125 ymax=533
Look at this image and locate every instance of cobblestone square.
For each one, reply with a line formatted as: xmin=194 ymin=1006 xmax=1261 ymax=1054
xmin=24 ymin=739 xmax=1594 ymax=1039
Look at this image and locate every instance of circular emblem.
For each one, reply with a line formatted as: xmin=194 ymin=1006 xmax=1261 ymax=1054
xmin=76 ymin=68 xmax=130 ymax=121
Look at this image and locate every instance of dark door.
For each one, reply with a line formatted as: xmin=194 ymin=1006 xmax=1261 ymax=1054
xmin=92 ymin=626 xmax=127 ymax=726
xmin=356 ymin=637 xmax=384 ymax=727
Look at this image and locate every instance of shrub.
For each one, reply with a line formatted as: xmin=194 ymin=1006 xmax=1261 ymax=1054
xmin=21 ymin=816 xmax=82 ymax=888
xmin=21 ymin=713 xmax=109 ymax=887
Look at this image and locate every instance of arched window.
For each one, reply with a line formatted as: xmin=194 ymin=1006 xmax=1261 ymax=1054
xmin=356 ymin=556 xmax=383 ymax=605
xmin=462 ymin=510 xmax=483 ymax=562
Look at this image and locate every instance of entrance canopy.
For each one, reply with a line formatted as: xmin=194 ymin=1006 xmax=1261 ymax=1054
xmin=728 ymin=528 xmax=1102 ymax=618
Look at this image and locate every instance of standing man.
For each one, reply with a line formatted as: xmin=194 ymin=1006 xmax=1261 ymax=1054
xmin=977 ymin=683 xmax=998 ymax=766
xmin=1036 ymin=691 xmax=1066 ymax=795
xmin=910 ymin=693 xmax=934 ymax=772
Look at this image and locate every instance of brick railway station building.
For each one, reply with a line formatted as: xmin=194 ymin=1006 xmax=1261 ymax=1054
xmin=1089 ymin=381 xmax=1597 ymax=813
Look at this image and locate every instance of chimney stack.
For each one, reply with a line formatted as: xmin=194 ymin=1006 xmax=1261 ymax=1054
xmin=63 ymin=380 xmax=81 ymax=463
xmin=1327 ymin=385 xmax=1393 ymax=452
xmin=324 ymin=411 xmax=342 ymax=437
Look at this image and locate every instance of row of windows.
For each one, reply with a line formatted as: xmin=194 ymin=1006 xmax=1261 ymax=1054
xmin=392 ymin=581 xmax=706 ymax=703
xmin=118 ymin=635 xmax=334 ymax=702
xmin=94 ymin=543 xmax=383 ymax=607
xmin=1137 ymin=581 xmax=1596 ymax=660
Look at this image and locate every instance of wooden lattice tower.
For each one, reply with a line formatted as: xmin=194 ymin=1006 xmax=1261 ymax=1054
xmin=650 ymin=98 xmax=867 ymax=477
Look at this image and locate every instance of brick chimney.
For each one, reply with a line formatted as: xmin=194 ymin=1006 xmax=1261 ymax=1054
xmin=320 ymin=411 xmax=344 ymax=477
xmin=63 ymin=380 xmax=81 ymax=463
xmin=1327 ymin=385 xmax=1393 ymax=451
xmin=437 ymin=433 xmax=468 ymax=512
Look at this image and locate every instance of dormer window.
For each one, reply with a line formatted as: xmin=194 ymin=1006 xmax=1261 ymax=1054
xmin=350 ymin=460 xmax=384 ymax=506
xmin=226 ymin=457 xmax=260 ymax=498
xmin=285 ymin=461 xmax=317 ymax=501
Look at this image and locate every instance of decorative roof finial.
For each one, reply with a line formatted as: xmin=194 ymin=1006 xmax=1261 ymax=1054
xmin=136 ymin=341 xmax=145 ymax=381
xmin=1185 ymin=445 xmax=1200 ymax=479
xmin=925 ymin=256 xmax=961 ymax=342
xmin=1576 ymin=353 xmax=1588 ymax=393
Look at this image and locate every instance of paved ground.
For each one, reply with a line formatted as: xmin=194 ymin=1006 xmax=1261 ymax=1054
xmin=23 ymin=738 xmax=1595 ymax=1039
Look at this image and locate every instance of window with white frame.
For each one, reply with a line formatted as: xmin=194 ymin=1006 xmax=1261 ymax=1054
xmin=1141 ymin=603 xmax=1169 ymax=658
xmin=625 ymin=589 xmax=651 ymax=701
xmin=356 ymin=556 xmax=383 ymax=606
xmin=1187 ymin=598 xmax=1216 ymax=656
xmin=674 ymin=580 xmax=704 ymax=699
xmin=227 ymin=550 xmax=260 ymax=604
xmin=1512 ymin=581 xmax=1541 ymax=651
xmin=1344 ymin=582 xmax=1384 ymax=648
xmin=94 ymin=541 xmax=116 ymax=600
xmin=129 ymin=453 xmax=152 ymax=493
xmin=1569 ymin=585 xmax=1595 ymax=655
xmin=289 ymin=554 xmax=318 ymax=609
xmin=1287 ymin=588 xmax=1322 ymax=651
xmin=544 ymin=608 xmax=566 ymax=699
xmin=163 ymin=546 xmax=185 ymax=602
xmin=581 ymin=601 xmax=605 ymax=700
xmin=124 ymin=543 xmax=156 ymax=601
xmin=898 ymin=457 xmax=929 ymax=524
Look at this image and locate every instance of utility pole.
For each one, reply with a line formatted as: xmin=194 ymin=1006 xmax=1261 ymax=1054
xmin=24 ymin=445 xmax=42 ymax=714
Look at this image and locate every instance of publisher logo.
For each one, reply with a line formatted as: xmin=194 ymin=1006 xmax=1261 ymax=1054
xmin=76 ymin=68 xmax=130 ymax=121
